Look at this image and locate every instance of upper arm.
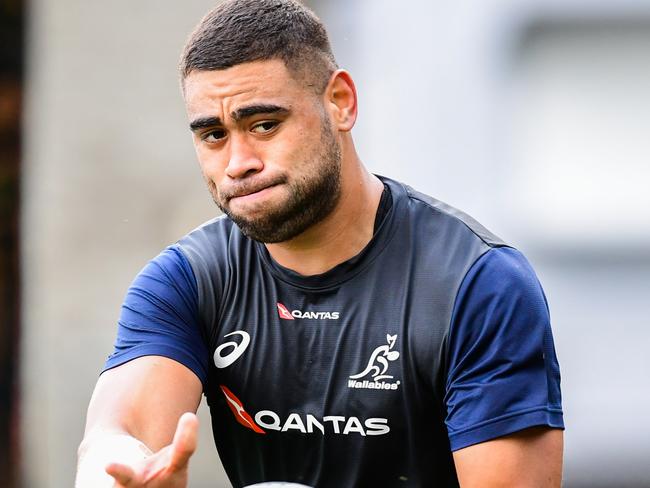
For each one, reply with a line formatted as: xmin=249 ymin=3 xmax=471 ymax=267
xmin=445 ymin=247 xmax=564 ymax=450
xmin=453 ymin=426 xmax=563 ymax=487
xmin=104 ymin=246 xmax=210 ymax=384
xmin=83 ymin=246 xmax=209 ymax=451
xmin=84 ymin=355 xmax=202 ymax=452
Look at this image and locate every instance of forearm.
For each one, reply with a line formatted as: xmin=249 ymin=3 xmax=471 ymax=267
xmin=77 ymin=358 xmax=202 ymax=486
xmin=76 ymin=430 xmax=153 ymax=488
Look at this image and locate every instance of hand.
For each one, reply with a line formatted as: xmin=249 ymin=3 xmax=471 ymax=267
xmin=106 ymin=412 xmax=198 ymax=488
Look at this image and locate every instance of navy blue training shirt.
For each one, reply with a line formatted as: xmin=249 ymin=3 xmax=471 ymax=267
xmin=105 ymin=176 xmax=563 ymax=487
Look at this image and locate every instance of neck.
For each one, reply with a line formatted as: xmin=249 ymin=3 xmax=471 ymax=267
xmin=265 ymin=147 xmax=384 ymax=276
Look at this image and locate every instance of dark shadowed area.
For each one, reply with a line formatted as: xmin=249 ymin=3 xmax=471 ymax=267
xmin=0 ymin=0 xmax=23 ymax=486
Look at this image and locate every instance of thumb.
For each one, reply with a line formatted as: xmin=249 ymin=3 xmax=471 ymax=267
xmin=168 ymin=412 xmax=199 ymax=471
xmin=105 ymin=462 xmax=137 ymax=486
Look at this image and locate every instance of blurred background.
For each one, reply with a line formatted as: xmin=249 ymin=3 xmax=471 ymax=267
xmin=0 ymin=0 xmax=648 ymax=486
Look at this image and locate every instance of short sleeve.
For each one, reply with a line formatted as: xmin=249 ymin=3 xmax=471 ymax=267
xmin=445 ymin=247 xmax=563 ymax=451
xmin=103 ymin=245 xmax=210 ymax=387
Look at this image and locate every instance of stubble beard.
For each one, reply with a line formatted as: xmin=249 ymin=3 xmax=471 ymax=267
xmin=207 ymin=121 xmax=342 ymax=243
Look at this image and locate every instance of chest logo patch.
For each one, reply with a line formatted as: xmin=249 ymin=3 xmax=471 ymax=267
xmin=213 ymin=331 xmax=250 ymax=369
xmin=220 ymin=384 xmax=390 ymax=436
xmin=276 ymin=302 xmax=340 ymax=320
xmin=220 ymin=385 xmax=266 ymax=434
xmin=348 ymin=334 xmax=401 ymax=391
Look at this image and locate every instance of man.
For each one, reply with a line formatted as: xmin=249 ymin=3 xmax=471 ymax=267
xmin=77 ymin=0 xmax=564 ymax=486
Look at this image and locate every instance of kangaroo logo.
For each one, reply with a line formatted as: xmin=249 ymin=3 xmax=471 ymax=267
xmin=350 ymin=334 xmax=400 ymax=381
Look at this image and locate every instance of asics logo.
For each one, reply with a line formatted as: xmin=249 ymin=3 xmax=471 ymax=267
xmin=213 ymin=331 xmax=250 ymax=369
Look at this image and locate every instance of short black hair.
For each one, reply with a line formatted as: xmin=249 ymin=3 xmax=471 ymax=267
xmin=180 ymin=0 xmax=338 ymax=92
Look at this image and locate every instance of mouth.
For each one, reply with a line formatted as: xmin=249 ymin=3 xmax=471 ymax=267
xmin=226 ymin=182 xmax=282 ymax=205
xmin=231 ymin=183 xmax=277 ymax=199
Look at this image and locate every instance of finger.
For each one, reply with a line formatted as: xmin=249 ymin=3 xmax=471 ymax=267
xmin=168 ymin=412 xmax=199 ymax=471
xmin=105 ymin=462 xmax=137 ymax=486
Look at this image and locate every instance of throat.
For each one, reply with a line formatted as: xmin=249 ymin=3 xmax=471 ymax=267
xmin=265 ymin=219 xmax=369 ymax=276
xmin=265 ymin=176 xmax=386 ymax=276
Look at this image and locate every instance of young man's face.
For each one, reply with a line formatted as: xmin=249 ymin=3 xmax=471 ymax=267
xmin=184 ymin=59 xmax=341 ymax=243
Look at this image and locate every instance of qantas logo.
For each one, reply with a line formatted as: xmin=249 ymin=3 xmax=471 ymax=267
xmin=276 ymin=302 xmax=340 ymax=320
xmin=213 ymin=331 xmax=250 ymax=369
xmin=220 ymin=385 xmax=265 ymax=434
xmin=276 ymin=303 xmax=294 ymax=320
xmin=348 ymin=334 xmax=401 ymax=391
xmin=220 ymin=385 xmax=390 ymax=436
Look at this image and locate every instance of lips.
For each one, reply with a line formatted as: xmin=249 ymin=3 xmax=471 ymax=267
xmin=222 ymin=176 xmax=286 ymax=201
xmin=231 ymin=183 xmax=277 ymax=199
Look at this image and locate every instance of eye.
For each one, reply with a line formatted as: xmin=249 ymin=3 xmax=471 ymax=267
xmin=202 ymin=128 xmax=227 ymax=143
xmin=251 ymin=120 xmax=279 ymax=134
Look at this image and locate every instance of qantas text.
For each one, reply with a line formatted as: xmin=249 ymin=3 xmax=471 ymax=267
xmin=254 ymin=410 xmax=389 ymax=436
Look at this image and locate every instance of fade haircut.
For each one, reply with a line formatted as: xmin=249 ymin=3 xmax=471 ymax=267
xmin=180 ymin=0 xmax=338 ymax=93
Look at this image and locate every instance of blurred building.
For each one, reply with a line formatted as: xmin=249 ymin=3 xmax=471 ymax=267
xmin=19 ymin=0 xmax=650 ymax=487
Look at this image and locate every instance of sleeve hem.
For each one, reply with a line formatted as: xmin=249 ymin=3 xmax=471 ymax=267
xmin=103 ymin=344 xmax=208 ymax=390
xmin=448 ymin=407 xmax=564 ymax=451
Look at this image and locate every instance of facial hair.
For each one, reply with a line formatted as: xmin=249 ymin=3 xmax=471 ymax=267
xmin=207 ymin=119 xmax=342 ymax=243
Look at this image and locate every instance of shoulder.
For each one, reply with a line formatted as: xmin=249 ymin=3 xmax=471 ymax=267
xmin=399 ymin=179 xmax=505 ymax=248
xmin=381 ymin=176 xmax=509 ymax=277
xmin=117 ymin=246 xmax=199 ymax=316
xmin=131 ymin=245 xmax=196 ymax=293
xmin=174 ymin=214 xmax=253 ymax=277
xmin=176 ymin=215 xmax=238 ymax=261
xmin=455 ymin=246 xmax=547 ymax=312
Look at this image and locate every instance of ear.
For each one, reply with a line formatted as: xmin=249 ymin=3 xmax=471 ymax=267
xmin=324 ymin=69 xmax=358 ymax=132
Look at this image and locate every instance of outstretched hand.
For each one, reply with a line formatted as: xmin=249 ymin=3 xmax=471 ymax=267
xmin=106 ymin=412 xmax=198 ymax=488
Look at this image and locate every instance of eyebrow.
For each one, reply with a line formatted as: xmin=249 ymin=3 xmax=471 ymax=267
xmin=189 ymin=104 xmax=290 ymax=132
xmin=232 ymin=104 xmax=290 ymax=122
xmin=189 ymin=116 xmax=223 ymax=132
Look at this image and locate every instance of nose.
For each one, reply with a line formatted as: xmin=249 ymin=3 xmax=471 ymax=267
xmin=225 ymin=134 xmax=263 ymax=179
